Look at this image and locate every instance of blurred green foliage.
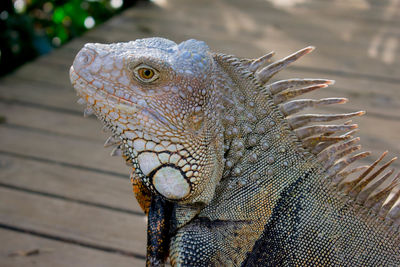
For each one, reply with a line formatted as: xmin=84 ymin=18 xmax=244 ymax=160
xmin=0 ymin=0 xmax=140 ymax=76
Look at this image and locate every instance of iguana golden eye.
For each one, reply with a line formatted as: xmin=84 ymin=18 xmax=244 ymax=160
xmin=134 ymin=65 xmax=159 ymax=82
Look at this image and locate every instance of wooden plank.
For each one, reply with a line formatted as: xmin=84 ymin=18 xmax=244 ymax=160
xmin=99 ymin=5 xmax=399 ymax=43
xmin=0 ymin=229 xmax=145 ymax=267
xmin=209 ymin=0 xmax=400 ymax=27
xmin=93 ymin=0 xmax=399 ymax=78
xmin=295 ymin=1 xmax=400 ymax=24
xmin=0 ymin=153 xmax=142 ymax=214
xmin=0 ymin=187 xmax=146 ymax=257
xmin=0 ymin=125 xmax=129 ymax=176
xmin=0 ymin=81 xmax=81 ymax=113
xmin=0 ymin=102 xmax=105 ymax=142
xmin=7 ymin=62 xmax=70 ymax=88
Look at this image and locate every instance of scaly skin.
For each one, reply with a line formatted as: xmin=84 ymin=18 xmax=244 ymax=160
xmin=70 ymin=38 xmax=400 ymax=266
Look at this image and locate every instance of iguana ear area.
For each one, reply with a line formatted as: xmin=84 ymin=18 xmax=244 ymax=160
xmin=185 ymin=109 xmax=205 ymax=134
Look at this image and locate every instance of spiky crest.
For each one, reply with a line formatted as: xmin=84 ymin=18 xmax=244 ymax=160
xmin=241 ymin=47 xmax=400 ymax=231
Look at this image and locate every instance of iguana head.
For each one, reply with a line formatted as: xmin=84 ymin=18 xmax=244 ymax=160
xmin=70 ymin=38 xmax=224 ymax=204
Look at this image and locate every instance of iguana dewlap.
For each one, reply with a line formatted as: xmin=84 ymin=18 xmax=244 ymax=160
xmin=70 ymin=37 xmax=400 ymax=266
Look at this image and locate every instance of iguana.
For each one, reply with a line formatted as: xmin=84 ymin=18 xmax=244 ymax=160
xmin=70 ymin=37 xmax=400 ymax=266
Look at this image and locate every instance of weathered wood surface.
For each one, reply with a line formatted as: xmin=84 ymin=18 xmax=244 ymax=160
xmin=0 ymin=0 xmax=399 ymax=265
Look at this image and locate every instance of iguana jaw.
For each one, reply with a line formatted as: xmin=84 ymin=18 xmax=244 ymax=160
xmin=70 ymin=66 xmax=175 ymax=132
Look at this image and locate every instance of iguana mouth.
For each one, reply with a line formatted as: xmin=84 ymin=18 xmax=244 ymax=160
xmin=70 ymin=66 xmax=176 ymax=131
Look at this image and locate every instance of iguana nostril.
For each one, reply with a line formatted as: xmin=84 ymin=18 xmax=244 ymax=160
xmin=79 ymin=52 xmax=90 ymax=65
xmin=73 ymin=49 xmax=95 ymax=71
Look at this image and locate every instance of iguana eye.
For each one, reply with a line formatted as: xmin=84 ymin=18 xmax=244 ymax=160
xmin=134 ymin=65 xmax=159 ymax=83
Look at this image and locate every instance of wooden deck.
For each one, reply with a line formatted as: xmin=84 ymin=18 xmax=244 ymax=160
xmin=1 ymin=0 xmax=399 ymax=265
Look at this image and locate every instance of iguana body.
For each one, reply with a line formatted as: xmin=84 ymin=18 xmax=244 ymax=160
xmin=70 ymin=38 xmax=400 ymax=266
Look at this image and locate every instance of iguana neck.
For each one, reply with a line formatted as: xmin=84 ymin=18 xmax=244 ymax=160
xmin=170 ymin=54 xmax=325 ymax=265
xmin=215 ymin=53 xmax=319 ymax=190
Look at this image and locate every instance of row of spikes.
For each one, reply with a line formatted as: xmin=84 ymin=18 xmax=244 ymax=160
xmin=242 ymin=47 xmax=400 ymax=227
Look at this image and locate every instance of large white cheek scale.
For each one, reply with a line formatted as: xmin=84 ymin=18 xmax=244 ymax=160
xmin=136 ymin=151 xmax=190 ymax=200
xmin=152 ymin=166 xmax=190 ymax=200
